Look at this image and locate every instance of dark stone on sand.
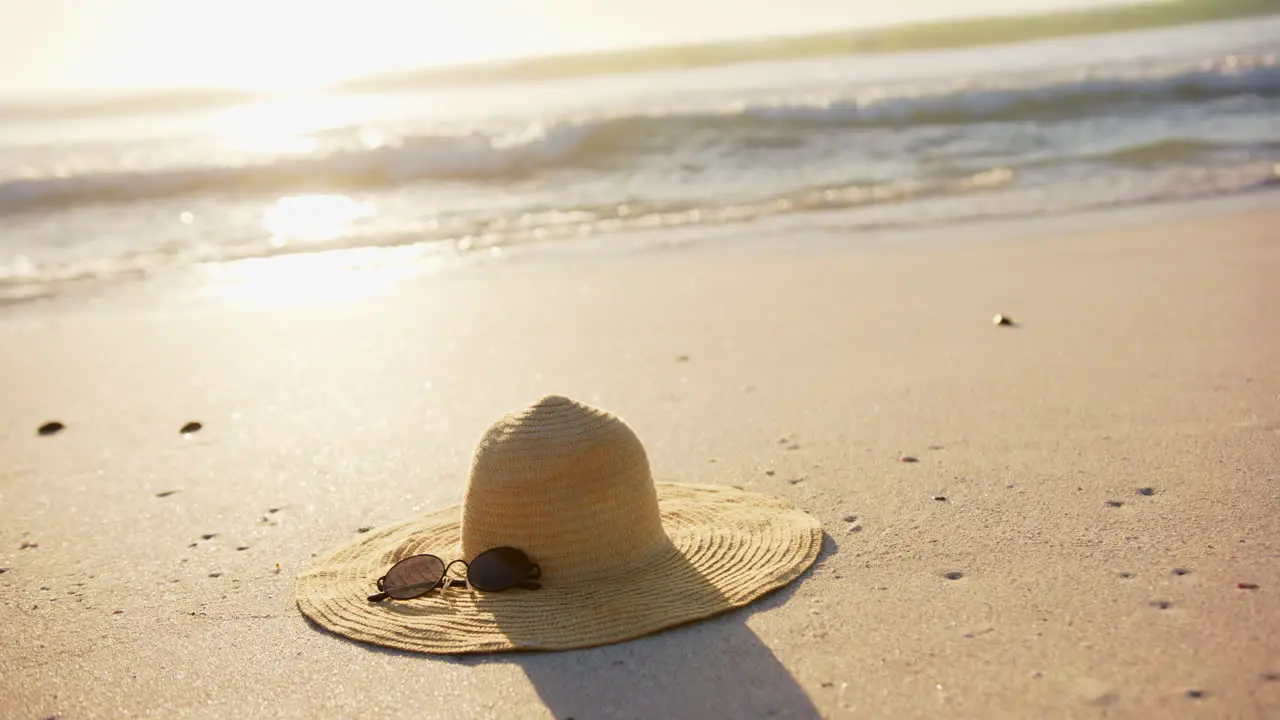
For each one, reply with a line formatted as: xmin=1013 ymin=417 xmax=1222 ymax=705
xmin=1238 ymin=583 xmax=1260 ymax=590
xmin=1105 ymin=500 xmax=1124 ymax=507
xmin=765 ymin=470 xmax=775 ymax=476
xmin=899 ymin=456 xmax=919 ymax=463
xmin=180 ymin=421 xmax=203 ymax=434
xmin=942 ymin=571 xmax=964 ymax=580
xmin=19 ymin=540 xmax=38 ymax=550
xmin=0 ymin=567 xmax=8 ymax=574
xmin=37 ymin=421 xmax=64 ymax=436
xmin=208 ymin=571 xmax=223 ymax=578
xmin=842 ymin=514 xmax=857 ymax=523
xmin=1151 ymin=600 xmax=1173 ymax=610
xmin=268 ymin=507 xmax=281 ymax=514
xmin=993 ymin=314 xmax=1015 ymax=327
xmin=675 ymin=354 xmax=690 ymax=362
xmin=357 ymin=526 xmax=373 ymax=534
xmin=1261 ymin=672 xmax=1280 ymax=681
xmin=933 ymin=495 xmax=948 ymax=502
xmin=1173 ymin=568 xmax=1191 ymax=576
xmin=155 ymin=490 xmax=179 ymax=498
xmin=1185 ymin=690 xmax=1206 ymax=699
xmin=1118 ymin=572 xmax=1134 ymax=579
xmin=236 ymin=546 xmax=250 ymax=551
xmin=200 ymin=533 xmax=217 ymax=540
xmin=1136 ymin=487 xmax=1155 ymax=496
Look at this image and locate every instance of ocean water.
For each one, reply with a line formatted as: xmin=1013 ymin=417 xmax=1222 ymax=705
xmin=1 ymin=16 xmax=1278 ymax=292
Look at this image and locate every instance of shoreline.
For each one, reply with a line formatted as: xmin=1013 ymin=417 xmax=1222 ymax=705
xmin=3 ymin=185 xmax=1279 ymax=318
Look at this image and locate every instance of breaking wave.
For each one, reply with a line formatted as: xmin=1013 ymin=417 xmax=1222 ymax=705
xmin=1 ymin=53 xmax=1275 ymax=215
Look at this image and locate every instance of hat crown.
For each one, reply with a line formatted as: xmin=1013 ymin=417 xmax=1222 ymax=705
xmin=460 ymin=396 xmax=668 ymax=582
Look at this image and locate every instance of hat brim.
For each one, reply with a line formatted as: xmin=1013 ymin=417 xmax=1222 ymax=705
xmin=296 ymin=483 xmax=822 ymax=654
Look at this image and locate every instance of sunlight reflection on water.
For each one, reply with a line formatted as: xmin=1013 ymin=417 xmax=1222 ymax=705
xmin=264 ymin=194 xmax=374 ymax=247
xmin=203 ymin=245 xmax=458 ymax=310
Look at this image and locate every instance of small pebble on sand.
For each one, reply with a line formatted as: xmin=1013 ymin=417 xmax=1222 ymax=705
xmin=180 ymin=421 xmax=203 ymax=435
xmin=208 ymin=571 xmax=223 ymax=578
xmin=236 ymin=545 xmax=250 ymax=551
xmin=267 ymin=507 xmax=282 ymax=514
xmin=155 ymin=490 xmax=179 ymax=498
xmin=675 ymin=355 xmax=690 ymax=362
xmin=765 ymin=470 xmax=775 ymax=476
xmin=1136 ymin=487 xmax=1155 ymax=496
xmin=1173 ymin=568 xmax=1191 ymax=576
xmin=1105 ymin=500 xmax=1124 ymax=507
xmin=842 ymin=514 xmax=857 ymax=523
xmin=933 ymin=495 xmax=948 ymax=502
xmin=1118 ymin=572 xmax=1134 ymax=579
xmin=357 ymin=526 xmax=373 ymax=534
xmin=942 ymin=571 xmax=964 ymax=580
xmin=37 ymin=421 xmax=64 ymax=436
xmin=993 ymin=314 xmax=1015 ymax=327
xmin=112 ymin=609 xmax=123 ymax=615
xmin=0 ymin=567 xmax=8 ymax=574
xmin=1238 ymin=583 xmax=1260 ymax=590
xmin=19 ymin=541 xmax=38 ymax=550
xmin=899 ymin=456 xmax=919 ymax=463
xmin=1151 ymin=600 xmax=1173 ymax=610
xmin=200 ymin=533 xmax=217 ymax=540
xmin=1185 ymin=690 xmax=1206 ymax=699
xmin=846 ymin=524 xmax=862 ymax=533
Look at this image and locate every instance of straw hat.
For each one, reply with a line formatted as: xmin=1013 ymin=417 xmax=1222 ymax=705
xmin=296 ymin=395 xmax=822 ymax=654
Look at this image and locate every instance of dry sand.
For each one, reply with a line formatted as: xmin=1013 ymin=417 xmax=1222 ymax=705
xmin=1 ymin=205 xmax=1278 ymax=719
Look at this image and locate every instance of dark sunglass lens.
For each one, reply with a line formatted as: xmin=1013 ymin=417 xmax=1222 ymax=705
xmin=383 ymin=555 xmax=445 ymax=599
xmin=468 ymin=547 xmax=533 ymax=592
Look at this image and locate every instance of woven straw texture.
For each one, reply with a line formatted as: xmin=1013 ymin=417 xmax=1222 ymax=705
xmin=296 ymin=396 xmax=823 ymax=654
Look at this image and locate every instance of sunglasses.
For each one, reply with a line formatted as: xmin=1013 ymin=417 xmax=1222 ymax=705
xmin=366 ymin=546 xmax=541 ymax=602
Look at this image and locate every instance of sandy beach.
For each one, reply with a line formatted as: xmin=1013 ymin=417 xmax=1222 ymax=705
xmin=2 ymin=200 xmax=1279 ymax=719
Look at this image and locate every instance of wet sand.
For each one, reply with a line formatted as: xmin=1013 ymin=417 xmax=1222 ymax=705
xmin=2 ymin=205 xmax=1279 ymax=719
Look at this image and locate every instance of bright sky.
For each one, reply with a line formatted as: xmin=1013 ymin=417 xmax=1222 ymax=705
xmin=0 ymin=0 xmax=1135 ymax=96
